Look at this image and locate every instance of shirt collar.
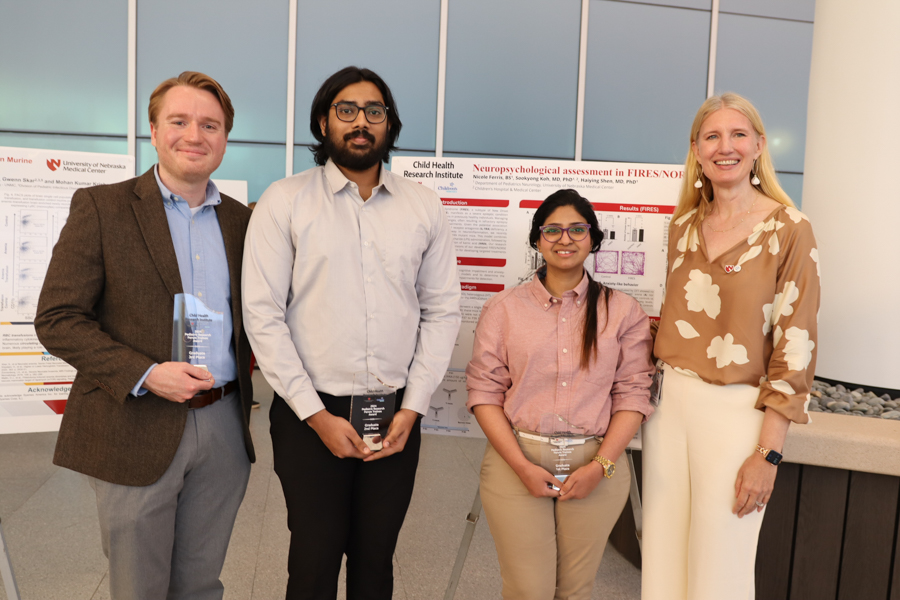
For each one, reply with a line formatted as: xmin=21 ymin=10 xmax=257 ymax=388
xmin=324 ymin=158 xmax=394 ymax=197
xmin=529 ymin=269 xmax=591 ymax=310
xmin=154 ymin=164 xmax=221 ymax=210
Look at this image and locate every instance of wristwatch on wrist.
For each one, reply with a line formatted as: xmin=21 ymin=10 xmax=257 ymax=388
xmin=592 ymin=455 xmax=615 ymax=478
xmin=756 ymin=444 xmax=783 ymax=466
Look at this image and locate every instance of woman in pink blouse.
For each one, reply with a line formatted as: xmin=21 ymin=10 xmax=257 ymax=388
xmin=466 ymin=189 xmax=654 ymax=600
xmin=642 ymin=93 xmax=820 ymax=600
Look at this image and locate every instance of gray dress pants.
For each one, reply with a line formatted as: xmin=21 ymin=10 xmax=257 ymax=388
xmin=91 ymin=392 xmax=251 ymax=600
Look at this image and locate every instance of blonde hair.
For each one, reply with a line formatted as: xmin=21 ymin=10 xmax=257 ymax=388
xmin=148 ymin=71 xmax=234 ymax=134
xmin=673 ymin=93 xmax=794 ymax=227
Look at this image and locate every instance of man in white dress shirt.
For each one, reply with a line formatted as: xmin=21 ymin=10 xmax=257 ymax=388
xmin=242 ymin=66 xmax=461 ymax=599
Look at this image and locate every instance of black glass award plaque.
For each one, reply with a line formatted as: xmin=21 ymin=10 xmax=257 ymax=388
xmin=350 ymin=372 xmax=397 ymax=452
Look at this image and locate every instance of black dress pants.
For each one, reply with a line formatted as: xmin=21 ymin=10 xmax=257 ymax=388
xmin=270 ymin=391 xmax=421 ymax=600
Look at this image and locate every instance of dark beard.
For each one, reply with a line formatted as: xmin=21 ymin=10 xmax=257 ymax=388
xmin=323 ymin=127 xmax=388 ymax=172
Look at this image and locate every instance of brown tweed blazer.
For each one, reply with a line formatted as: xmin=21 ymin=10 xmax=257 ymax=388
xmin=35 ymin=167 xmax=255 ymax=486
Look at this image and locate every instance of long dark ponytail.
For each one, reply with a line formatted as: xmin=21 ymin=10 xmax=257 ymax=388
xmin=529 ymin=189 xmax=611 ymax=370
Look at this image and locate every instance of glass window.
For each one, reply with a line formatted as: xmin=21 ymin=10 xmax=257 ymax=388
xmin=293 ymin=146 xmax=318 ymax=176
xmin=714 ymin=14 xmax=814 ymax=173
xmin=294 ymin=0 xmax=441 ymax=152
xmin=720 ymin=0 xmax=814 ymax=22
xmin=444 ymin=0 xmax=582 ymax=159
xmin=0 ymin=133 xmax=128 ymax=158
xmin=443 ymin=152 xmax=523 ymax=160
xmin=136 ymin=0 xmax=289 ymax=143
xmin=0 ymin=0 xmax=127 ymax=136
xmin=138 ymin=140 xmax=285 ymax=204
xmin=777 ymin=172 xmax=803 ymax=209
xmin=297 ymin=149 xmax=436 ymax=176
xmin=583 ymin=1 xmax=709 ymax=164
xmin=392 ymin=150 xmax=436 ymax=159
xmin=618 ymin=0 xmax=711 ymax=8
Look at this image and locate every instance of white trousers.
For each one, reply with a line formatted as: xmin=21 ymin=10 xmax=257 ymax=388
xmin=641 ymin=365 xmax=765 ymax=600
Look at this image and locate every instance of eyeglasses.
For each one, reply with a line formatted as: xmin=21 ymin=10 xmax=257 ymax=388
xmin=539 ymin=224 xmax=591 ymax=243
xmin=331 ymin=102 xmax=389 ymax=124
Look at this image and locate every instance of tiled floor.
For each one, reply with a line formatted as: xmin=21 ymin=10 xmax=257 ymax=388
xmin=0 ymin=372 xmax=640 ymax=599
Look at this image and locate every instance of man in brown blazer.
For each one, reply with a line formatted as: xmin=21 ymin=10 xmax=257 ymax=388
xmin=35 ymin=72 xmax=254 ymax=600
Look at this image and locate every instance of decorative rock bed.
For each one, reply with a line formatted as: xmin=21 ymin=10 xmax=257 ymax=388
xmin=810 ymin=380 xmax=900 ymax=419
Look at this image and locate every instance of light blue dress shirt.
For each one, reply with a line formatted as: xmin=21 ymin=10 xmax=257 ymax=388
xmin=130 ymin=166 xmax=237 ymax=395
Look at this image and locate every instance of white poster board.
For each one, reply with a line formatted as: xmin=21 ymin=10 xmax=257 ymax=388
xmin=0 ymin=147 xmax=134 ymax=433
xmin=391 ymin=157 xmax=682 ymax=438
xmin=212 ymin=179 xmax=248 ymax=206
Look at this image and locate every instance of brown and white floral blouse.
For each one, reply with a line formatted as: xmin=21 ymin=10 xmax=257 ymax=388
xmin=654 ymin=205 xmax=820 ymax=424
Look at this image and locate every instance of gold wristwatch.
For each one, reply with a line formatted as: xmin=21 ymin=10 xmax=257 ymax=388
xmin=592 ymin=455 xmax=615 ymax=479
xmin=756 ymin=444 xmax=783 ymax=466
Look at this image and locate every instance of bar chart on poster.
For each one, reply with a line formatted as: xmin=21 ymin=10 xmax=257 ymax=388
xmin=392 ymin=157 xmax=682 ymax=438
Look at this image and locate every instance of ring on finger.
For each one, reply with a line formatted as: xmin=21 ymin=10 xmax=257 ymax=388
xmin=755 ymin=501 xmax=765 ymax=508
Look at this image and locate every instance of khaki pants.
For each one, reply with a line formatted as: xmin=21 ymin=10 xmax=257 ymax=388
xmin=480 ymin=435 xmax=631 ymax=600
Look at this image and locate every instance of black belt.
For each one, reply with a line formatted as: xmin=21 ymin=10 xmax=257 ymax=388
xmin=187 ymin=381 xmax=237 ymax=410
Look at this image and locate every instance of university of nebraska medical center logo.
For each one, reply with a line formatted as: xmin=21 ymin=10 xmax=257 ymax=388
xmin=47 ymin=158 xmax=61 ymax=171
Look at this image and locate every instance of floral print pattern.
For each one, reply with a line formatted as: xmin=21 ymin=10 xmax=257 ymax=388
xmin=675 ymin=320 xmax=700 ymax=339
xmin=707 ymin=334 xmax=750 ymax=368
xmin=784 ymin=327 xmax=816 ymax=371
xmin=655 ymin=205 xmax=821 ymax=424
xmin=684 ymin=269 xmax=721 ymax=318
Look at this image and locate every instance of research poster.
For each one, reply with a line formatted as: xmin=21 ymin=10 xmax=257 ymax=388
xmin=0 ymin=147 xmax=134 ymax=433
xmin=392 ymin=157 xmax=683 ymax=439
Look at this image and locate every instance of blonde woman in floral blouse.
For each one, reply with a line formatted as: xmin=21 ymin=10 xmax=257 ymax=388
xmin=642 ymin=93 xmax=820 ymax=600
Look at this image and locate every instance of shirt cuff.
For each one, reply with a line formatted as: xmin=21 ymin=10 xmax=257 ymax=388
xmin=130 ymin=364 xmax=157 ymax=397
xmin=757 ymin=386 xmax=812 ymax=425
xmin=610 ymin=393 xmax=655 ymax=423
xmin=399 ymin=386 xmax=431 ymax=416
xmin=286 ymin=391 xmax=327 ymax=422
xmin=464 ymin=390 xmax=505 ymax=414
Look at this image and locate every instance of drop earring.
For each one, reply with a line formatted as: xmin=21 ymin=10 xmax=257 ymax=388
xmin=751 ymin=160 xmax=760 ymax=186
xmin=694 ymin=172 xmax=703 ymax=189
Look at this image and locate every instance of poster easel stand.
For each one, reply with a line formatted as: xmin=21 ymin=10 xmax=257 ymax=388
xmin=443 ymin=489 xmax=482 ymax=600
xmin=443 ymin=451 xmax=643 ymax=599
xmin=625 ymin=448 xmax=643 ymax=551
xmin=0 ymin=517 xmax=21 ymax=600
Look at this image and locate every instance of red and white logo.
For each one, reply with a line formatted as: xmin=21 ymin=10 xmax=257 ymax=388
xmin=47 ymin=158 xmax=61 ymax=171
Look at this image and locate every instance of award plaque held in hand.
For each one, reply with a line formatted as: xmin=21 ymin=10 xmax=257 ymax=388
xmin=350 ymin=372 xmax=397 ymax=452
xmin=172 ymin=293 xmax=225 ymax=371
xmin=540 ymin=413 xmax=585 ymax=490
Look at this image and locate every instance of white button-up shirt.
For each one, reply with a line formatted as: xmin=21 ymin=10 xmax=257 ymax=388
xmin=242 ymin=160 xmax=462 ymax=419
